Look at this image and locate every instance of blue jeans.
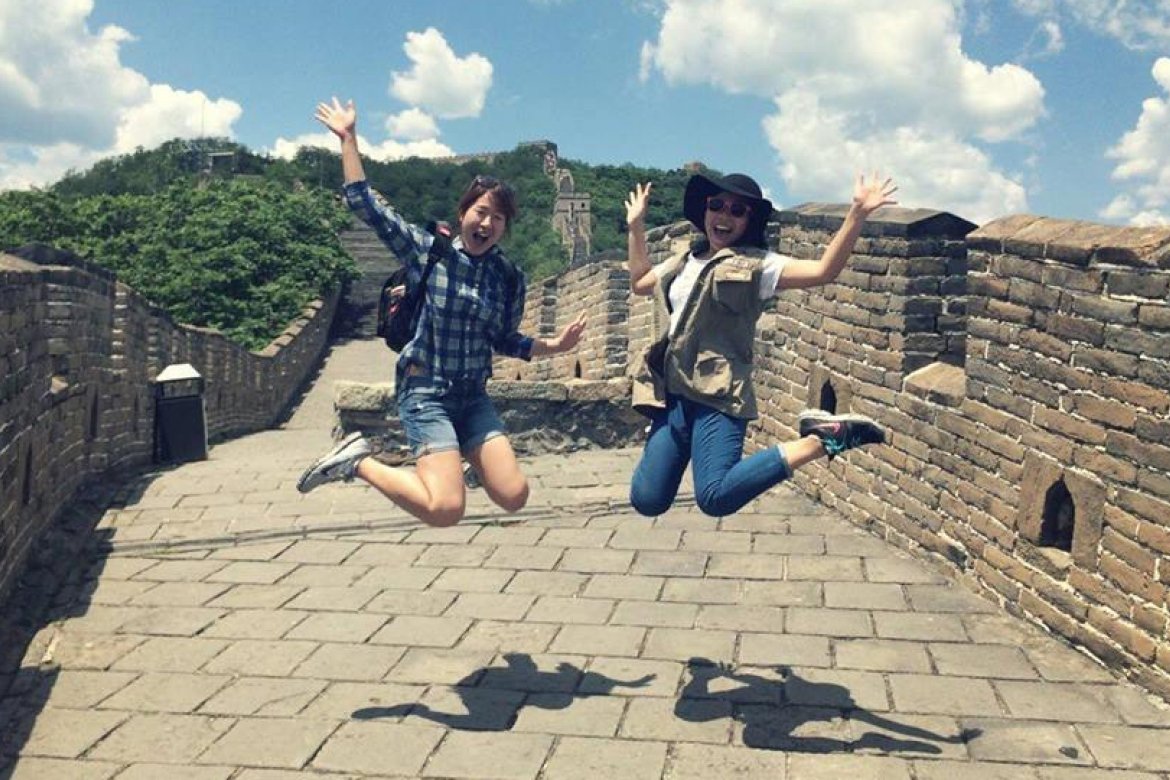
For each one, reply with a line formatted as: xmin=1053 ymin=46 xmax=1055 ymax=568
xmin=398 ymin=376 xmax=505 ymax=457
xmin=630 ymin=394 xmax=791 ymax=517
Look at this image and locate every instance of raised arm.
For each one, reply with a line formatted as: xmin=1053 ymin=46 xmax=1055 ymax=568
xmin=315 ymin=97 xmax=365 ymax=184
xmin=777 ymin=172 xmax=898 ymax=291
xmin=625 ymin=182 xmax=657 ymax=296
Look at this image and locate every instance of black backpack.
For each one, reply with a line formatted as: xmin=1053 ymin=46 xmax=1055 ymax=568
xmin=377 ymin=221 xmax=452 ymax=352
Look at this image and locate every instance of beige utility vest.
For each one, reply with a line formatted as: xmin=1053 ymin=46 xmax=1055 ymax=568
xmin=631 ymin=246 xmax=769 ymax=420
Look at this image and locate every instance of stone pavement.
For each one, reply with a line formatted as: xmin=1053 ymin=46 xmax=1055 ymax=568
xmin=3 ymin=339 xmax=1170 ymax=780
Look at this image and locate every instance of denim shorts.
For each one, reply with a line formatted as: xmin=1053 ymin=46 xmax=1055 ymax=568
xmin=397 ymin=375 xmax=506 ymax=457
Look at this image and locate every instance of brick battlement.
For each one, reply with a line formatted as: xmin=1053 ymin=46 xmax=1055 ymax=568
xmin=484 ymin=206 xmax=1170 ymax=701
xmin=0 ymin=246 xmax=339 ymax=604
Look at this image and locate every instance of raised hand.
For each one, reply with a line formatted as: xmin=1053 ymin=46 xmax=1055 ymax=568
xmin=624 ymin=182 xmax=653 ymax=227
xmin=852 ymin=171 xmax=898 ymax=215
xmin=555 ymin=312 xmax=587 ymax=353
xmin=315 ymin=97 xmax=357 ymax=140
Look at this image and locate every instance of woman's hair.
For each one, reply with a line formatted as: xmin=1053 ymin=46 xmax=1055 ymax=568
xmin=457 ymin=175 xmax=518 ymax=230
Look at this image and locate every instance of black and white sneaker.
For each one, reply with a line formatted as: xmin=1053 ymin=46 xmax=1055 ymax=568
xmin=296 ymin=432 xmax=374 ymax=493
xmin=463 ymin=463 xmax=482 ymax=489
xmin=796 ymin=409 xmax=886 ymax=460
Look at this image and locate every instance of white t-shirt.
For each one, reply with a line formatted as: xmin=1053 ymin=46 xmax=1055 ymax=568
xmin=668 ymin=251 xmax=791 ymax=335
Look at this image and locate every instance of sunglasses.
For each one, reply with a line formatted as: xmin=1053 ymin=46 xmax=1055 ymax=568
xmin=473 ymin=174 xmax=501 ymax=188
xmin=706 ymin=197 xmax=752 ymax=218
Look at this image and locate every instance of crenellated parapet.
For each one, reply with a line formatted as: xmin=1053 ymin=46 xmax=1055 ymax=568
xmin=491 ymin=206 xmax=1170 ymax=701
xmin=0 ymin=246 xmax=339 ymax=604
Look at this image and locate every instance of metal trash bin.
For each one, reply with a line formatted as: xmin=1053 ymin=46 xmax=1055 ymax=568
xmin=153 ymin=363 xmax=208 ymax=464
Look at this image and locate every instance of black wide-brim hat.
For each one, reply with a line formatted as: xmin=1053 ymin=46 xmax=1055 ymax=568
xmin=683 ymin=172 xmax=774 ymax=249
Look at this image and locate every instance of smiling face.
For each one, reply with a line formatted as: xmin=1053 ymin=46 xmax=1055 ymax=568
xmin=697 ymin=192 xmax=753 ymax=251
xmin=703 ymin=192 xmax=753 ymax=252
xmin=458 ymin=192 xmax=509 ymax=257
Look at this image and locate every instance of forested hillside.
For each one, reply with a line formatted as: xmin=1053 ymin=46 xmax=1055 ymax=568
xmin=1 ymin=137 xmax=704 ymax=348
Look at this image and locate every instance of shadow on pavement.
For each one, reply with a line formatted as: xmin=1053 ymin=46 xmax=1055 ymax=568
xmin=0 ymin=475 xmax=158 ymax=771
xmin=678 ymin=657 xmax=981 ymax=754
xmin=351 ymin=652 xmax=656 ymax=730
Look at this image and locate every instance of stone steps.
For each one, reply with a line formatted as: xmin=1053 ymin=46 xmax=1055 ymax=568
xmin=337 ymin=223 xmax=400 ymax=339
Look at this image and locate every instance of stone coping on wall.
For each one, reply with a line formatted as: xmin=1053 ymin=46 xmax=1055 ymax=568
xmin=904 ymin=361 xmax=967 ymax=407
xmin=970 ymin=214 xmax=1170 ymax=268
xmin=776 ymin=203 xmax=978 ymax=239
xmin=334 ymin=377 xmax=646 ymax=457
xmin=336 ymin=377 xmax=635 ymax=409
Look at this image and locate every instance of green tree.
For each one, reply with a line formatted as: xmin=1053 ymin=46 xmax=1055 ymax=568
xmin=1 ymin=180 xmax=354 ymax=350
xmin=3 ymin=136 xmax=719 ymax=346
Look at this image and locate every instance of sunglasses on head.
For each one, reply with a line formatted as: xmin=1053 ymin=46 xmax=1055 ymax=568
xmin=706 ymin=197 xmax=751 ymax=218
xmin=473 ymin=174 xmax=501 ymax=188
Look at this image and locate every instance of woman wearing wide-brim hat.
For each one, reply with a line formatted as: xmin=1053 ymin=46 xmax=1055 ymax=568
xmin=624 ymin=170 xmax=897 ymax=518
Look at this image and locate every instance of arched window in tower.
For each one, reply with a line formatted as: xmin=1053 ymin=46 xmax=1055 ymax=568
xmin=574 ymin=361 xmax=583 ymax=379
xmin=1040 ymin=479 xmax=1075 ymax=552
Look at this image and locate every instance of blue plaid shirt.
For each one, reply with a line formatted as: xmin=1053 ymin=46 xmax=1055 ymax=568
xmin=344 ymin=181 xmax=533 ymax=387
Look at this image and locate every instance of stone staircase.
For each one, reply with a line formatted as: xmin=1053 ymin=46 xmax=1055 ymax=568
xmin=336 ymin=220 xmax=399 ymax=339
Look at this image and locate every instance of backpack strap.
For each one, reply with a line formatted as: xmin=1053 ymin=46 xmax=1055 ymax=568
xmin=414 ymin=221 xmax=451 ymax=310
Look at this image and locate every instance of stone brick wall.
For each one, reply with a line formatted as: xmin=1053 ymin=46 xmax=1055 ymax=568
xmin=495 ymin=258 xmax=634 ymax=382
xmin=0 ymin=248 xmax=339 ymax=603
xmin=505 ymin=206 xmax=1170 ymax=701
xmin=753 ymin=210 xmax=1170 ymax=701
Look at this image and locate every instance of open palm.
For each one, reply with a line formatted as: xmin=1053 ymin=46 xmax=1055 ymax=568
xmin=315 ymin=97 xmax=356 ymax=139
xmin=625 ymin=182 xmax=653 ymax=226
xmin=556 ymin=313 xmax=587 ymax=352
xmin=853 ymin=172 xmax=898 ymax=214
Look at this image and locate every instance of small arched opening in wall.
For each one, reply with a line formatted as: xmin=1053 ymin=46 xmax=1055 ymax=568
xmin=1018 ymin=453 xmax=1105 ymax=576
xmin=819 ymin=381 xmax=838 ymax=415
xmin=574 ymin=361 xmax=583 ymax=379
xmin=21 ymin=444 xmax=33 ymax=507
xmin=1040 ymin=479 xmax=1075 ymax=552
xmin=807 ymin=366 xmax=850 ymax=417
xmin=87 ymin=392 xmax=100 ymax=442
xmin=515 ymin=372 xmax=522 ymax=381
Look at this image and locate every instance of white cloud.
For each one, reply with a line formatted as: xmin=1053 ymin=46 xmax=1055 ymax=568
xmin=640 ymin=0 xmax=1043 ymax=223
xmin=364 ymin=137 xmax=455 ymax=160
xmin=1012 ymin=0 xmax=1170 ymax=51
xmin=390 ymin=27 xmax=493 ymax=119
xmin=269 ymin=132 xmax=341 ymax=160
xmin=270 ymin=132 xmax=453 ymax=163
xmin=764 ymin=90 xmax=1027 ymax=224
xmin=386 ymin=108 xmax=441 ymax=141
xmin=0 ymin=141 xmax=102 ymax=190
xmin=0 ymin=0 xmax=148 ymax=147
xmin=0 ymin=0 xmax=242 ymax=190
xmin=1102 ymin=57 xmax=1170 ymax=225
xmin=114 ymin=84 xmax=241 ymax=153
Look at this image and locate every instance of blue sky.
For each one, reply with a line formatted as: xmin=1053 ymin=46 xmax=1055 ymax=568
xmin=3 ymin=0 xmax=1170 ymax=226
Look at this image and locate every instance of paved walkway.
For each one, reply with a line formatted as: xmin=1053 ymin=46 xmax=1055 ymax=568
xmin=3 ymin=339 xmax=1170 ymax=780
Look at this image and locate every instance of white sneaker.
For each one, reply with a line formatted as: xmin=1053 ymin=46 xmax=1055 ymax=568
xmin=296 ymin=432 xmax=373 ymax=493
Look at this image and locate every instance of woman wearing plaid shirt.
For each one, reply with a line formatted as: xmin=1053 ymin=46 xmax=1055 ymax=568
xmin=297 ymin=98 xmax=586 ymax=526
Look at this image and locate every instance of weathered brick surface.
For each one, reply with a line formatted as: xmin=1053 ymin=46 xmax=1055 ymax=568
xmin=4 ymin=201 xmax=1170 ymax=780
xmin=0 ymin=250 xmax=339 ymax=605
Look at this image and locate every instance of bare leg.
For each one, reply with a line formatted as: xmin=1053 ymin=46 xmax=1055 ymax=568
xmin=779 ymin=436 xmax=827 ymax=471
xmin=355 ymin=449 xmax=466 ymax=527
xmin=467 ymin=435 xmax=529 ymax=513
